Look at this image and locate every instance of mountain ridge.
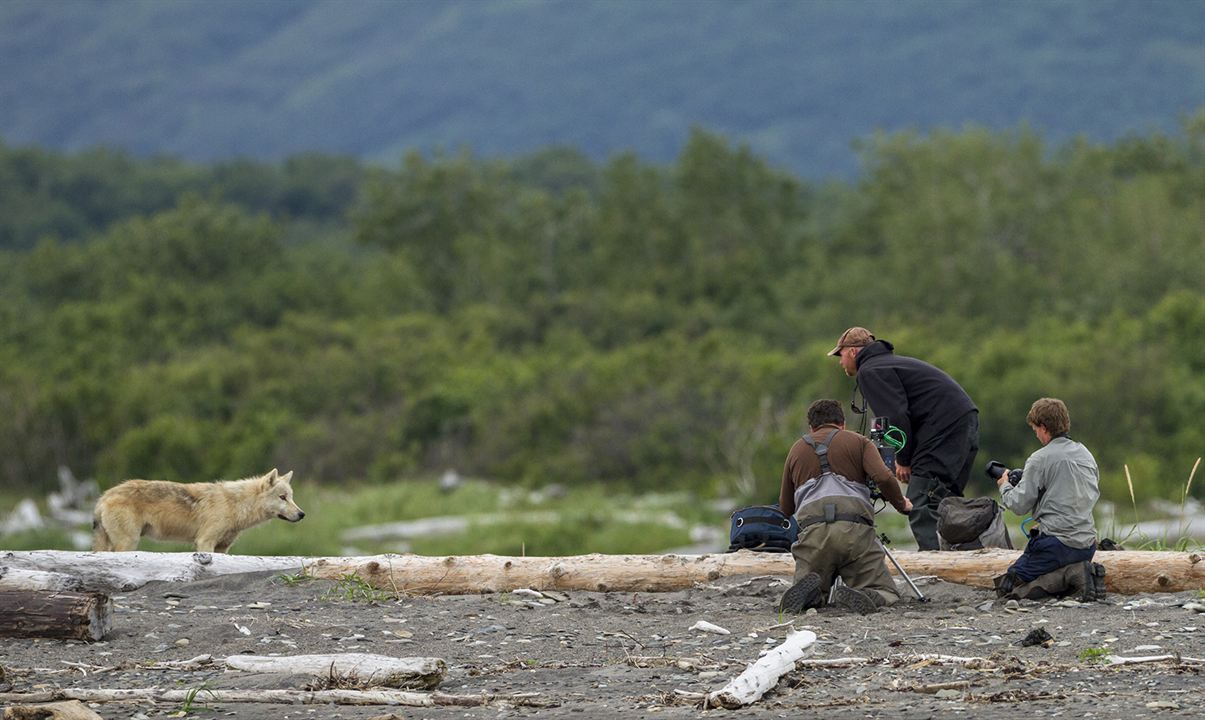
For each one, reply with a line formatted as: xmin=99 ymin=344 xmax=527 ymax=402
xmin=2 ymin=0 xmax=1202 ymax=177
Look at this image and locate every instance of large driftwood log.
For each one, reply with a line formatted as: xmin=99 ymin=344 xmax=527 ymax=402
xmin=706 ymin=629 xmax=816 ymax=709
xmin=2 ymin=549 xmax=1201 ymax=596
xmin=224 ymin=654 xmax=446 ymax=689
xmin=0 ymin=688 xmax=545 ymax=708
xmin=0 ymin=590 xmax=112 ymax=641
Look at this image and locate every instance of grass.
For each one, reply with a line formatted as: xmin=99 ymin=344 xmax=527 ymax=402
xmin=322 ymin=572 xmax=396 ymax=603
xmin=1077 ymin=646 xmax=1113 ymax=664
xmin=1 ymin=467 xmax=1201 ymax=555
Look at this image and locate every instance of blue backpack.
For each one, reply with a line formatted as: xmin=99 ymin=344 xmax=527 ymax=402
xmin=727 ymin=505 xmax=800 ymax=553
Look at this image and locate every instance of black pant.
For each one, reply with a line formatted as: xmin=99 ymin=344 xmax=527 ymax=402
xmin=905 ymin=410 xmax=979 ymax=550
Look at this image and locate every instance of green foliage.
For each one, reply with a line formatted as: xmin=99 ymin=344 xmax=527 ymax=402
xmin=0 ymin=122 xmax=1203 ymax=526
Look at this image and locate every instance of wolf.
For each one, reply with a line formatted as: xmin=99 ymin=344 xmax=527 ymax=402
xmin=92 ymin=468 xmax=305 ymax=553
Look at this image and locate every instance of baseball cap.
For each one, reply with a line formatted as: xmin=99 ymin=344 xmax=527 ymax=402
xmin=827 ymin=327 xmax=875 ymax=356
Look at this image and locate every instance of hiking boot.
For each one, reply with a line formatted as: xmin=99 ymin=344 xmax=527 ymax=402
xmin=779 ymin=572 xmax=823 ymax=614
xmin=830 ymin=585 xmax=880 ymax=615
xmin=1087 ymin=562 xmax=1107 ymax=602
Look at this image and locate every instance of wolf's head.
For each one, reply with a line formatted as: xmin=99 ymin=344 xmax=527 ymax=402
xmin=260 ymin=468 xmax=305 ymax=522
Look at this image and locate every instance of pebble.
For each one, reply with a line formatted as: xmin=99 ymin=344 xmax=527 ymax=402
xmin=1133 ymin=645 xmax=1162 ymax=652
xmin=174 ymin=638 xmax=189 ymax=647
xmin=955 ymin=606 xmax=976 ymax=614
xmin=1005 ymin=600 xmax=1020 ymax=610
xmin=936 ymin=689 xmax=963 ymax=699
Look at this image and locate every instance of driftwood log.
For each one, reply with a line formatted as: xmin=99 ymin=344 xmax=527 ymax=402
xmin=0 ymin=590 xmax=112 ymax=641
xmin=1 ymin=549 xmax=1201 ymax=596
xmin=706 ymin=629 xmax=816 ymax=709
xmin=2 ymin=700 xmax=104 ymax=720
xmin=0 ymin=688 xmax=546 ymax=708
xmin=224 ymin=654 xmax=446 ymax=689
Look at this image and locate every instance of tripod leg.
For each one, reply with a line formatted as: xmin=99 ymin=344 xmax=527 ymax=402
xmin=878 ymin=539 xmax=927 ymax=602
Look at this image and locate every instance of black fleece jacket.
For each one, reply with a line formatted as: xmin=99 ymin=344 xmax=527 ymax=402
xmin=854 ymin=340 xmax=977 ymax=466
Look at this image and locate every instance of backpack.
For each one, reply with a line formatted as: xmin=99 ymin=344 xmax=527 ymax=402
xmin=937 ymin=496 xmax=1013 ymax=550
xmin=727 ymin=505 xmax=799 ymax=553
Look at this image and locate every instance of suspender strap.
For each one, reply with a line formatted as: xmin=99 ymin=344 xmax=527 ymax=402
xmin=802 ymin=428 xmax=841 ymax=474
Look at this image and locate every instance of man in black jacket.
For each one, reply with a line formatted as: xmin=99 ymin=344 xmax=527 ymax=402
xmin=830 ymin=327 xmax=979 ymax=550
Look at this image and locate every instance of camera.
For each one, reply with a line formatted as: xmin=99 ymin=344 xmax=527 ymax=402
xmin=985 ymin=460 xmax=1022 ymax=486
xmin=869 ymin=416 xmax=896 ymax=472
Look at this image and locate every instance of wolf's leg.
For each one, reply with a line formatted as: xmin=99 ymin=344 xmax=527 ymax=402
xmin=92 ymin=518 xmax=113 ymax=551
xmin=102 ymin=512 xmax=142 ymax=551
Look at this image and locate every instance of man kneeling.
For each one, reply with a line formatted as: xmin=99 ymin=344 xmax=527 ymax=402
xmin=777 ymin=399 xmax=912 ymax=614
xmin=994 ymin=398 xmax=1106 ymax=601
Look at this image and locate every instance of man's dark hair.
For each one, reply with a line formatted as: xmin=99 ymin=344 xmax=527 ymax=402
xmin=807 ymin=399 xmax=845 ymax=429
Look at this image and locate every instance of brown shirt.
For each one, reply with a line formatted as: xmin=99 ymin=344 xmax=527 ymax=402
xmin=778 ymin=424 xmax=908 ymax=517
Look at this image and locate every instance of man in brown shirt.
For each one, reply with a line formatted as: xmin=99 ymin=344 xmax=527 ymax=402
xmin=777 ymin=399 xmax=912 ymax=614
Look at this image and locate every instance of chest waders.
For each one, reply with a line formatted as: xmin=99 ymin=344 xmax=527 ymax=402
xmin=803 ymin=429 xmax=928 ymax=602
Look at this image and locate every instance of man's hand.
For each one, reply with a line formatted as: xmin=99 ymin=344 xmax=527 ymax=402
xmin=900 ymin=498 xmax=913 ymax=514
xmin=895 ymin=463 xmax=912 ymax=484
xmin=996 ymin=470 xmax=1015 ymax=491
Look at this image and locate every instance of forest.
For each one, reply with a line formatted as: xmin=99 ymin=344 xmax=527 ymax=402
xmin=1 ymin=117 xmax=1203 ymax=511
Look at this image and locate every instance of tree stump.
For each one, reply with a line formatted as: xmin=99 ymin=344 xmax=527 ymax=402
xmin=0 ymin=591 xmax=112 ymax=641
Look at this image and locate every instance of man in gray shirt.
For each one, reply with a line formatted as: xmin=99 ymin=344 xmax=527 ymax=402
xmin=996 ymin=398 xmax=1099 ymax=590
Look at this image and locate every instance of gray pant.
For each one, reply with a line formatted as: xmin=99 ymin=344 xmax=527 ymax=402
xmin=790 ymin=520 xmax=899 ymax=606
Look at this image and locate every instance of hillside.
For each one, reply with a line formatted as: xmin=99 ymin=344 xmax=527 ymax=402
xmin=1 ymin=0 xmax=1202 ymax=177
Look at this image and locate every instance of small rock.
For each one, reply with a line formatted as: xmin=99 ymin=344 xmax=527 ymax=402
xmin=1183 ymin=602 xmax=1205 ymax=613
xmin=1005 ymin=599 xmax=1020 ymax=610
xmin=936 ymin=689 xmax=963 ymax=699
xmin=975 ymin=601 xmax=994 ymax=612
xmin=1133 ymin=645 xmax=1162 ymax=652
xmin=174 ymin=638 xmax=190 ymax=647
xmin=955 ymin=606 xmax=976 ymax=615
xmin=1145 ymin=701 xmax=1180 ymax=710
xmin=246 ymin=601 xmax=271 ymax=609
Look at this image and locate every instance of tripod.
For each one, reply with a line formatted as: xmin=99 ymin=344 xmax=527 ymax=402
xmin=877 ymin=533 xmax=928 ymax=602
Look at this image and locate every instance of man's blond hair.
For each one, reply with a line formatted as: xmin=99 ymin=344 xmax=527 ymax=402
xmin=1026 ymin=397 xmax=1070 ymax=435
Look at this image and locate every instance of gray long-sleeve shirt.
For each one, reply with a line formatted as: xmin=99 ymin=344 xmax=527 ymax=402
xmin=999 ymin=436 xmax=1100 ymax=549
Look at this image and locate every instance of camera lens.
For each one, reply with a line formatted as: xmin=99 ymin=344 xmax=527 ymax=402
xmin=985 ymin=460 xmax=1006 ymax=480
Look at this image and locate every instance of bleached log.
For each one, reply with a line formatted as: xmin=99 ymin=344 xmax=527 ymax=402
xmin=224 ymin=654 xmax=446 ymax=689
xmin=0 ymin=551 xmax=308 ymax=593
xmin=0 ymin=591 xmax=112 ymax=641
xmin=705 ymin=629 xmax=817 ymax=709
xmin=3 ymin=549 xmax=1201 ymax=596
xmin=0 ymin=566 xmax=84 ymax=592
xmin=2 ymin=699 xmax=104 ymax=720
xmin=0 ymin=688 xmax=545 ymax=708
xmin=876 ymin=548 xmax=1205 ymax=595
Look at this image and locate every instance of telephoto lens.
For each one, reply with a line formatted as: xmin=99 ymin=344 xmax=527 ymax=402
xmin=985 ymin=460 xmax=1008 ymax=480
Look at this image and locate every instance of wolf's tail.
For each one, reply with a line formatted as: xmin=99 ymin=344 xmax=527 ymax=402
xmin=92 ymin=512 xmax=113 ymax=551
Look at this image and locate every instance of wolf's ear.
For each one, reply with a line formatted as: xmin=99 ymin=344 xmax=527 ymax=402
xmin=267 ymin=468 xmax=279 ymax=479
xmin=279 ymin=470 xmax=294 ymax=485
